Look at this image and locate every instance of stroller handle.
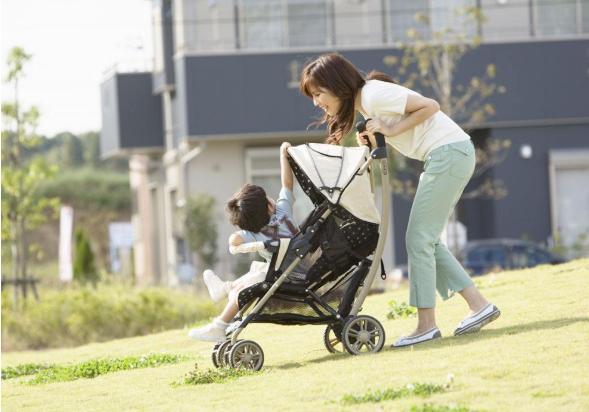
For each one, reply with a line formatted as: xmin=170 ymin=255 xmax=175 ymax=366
xmin=356 ymin=119 xmax=387 ymax=160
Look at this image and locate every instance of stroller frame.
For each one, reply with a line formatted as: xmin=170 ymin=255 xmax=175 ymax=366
xmin=216 ymin=129 xmax=391 ymax=369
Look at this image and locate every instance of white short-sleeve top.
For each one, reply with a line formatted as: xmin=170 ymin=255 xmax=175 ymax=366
xmin=360 ymin=79 xmax=470 ymax=161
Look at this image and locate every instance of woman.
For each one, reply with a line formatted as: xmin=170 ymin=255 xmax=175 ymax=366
xmin=300 ymin=53 xmax=500 ymax=348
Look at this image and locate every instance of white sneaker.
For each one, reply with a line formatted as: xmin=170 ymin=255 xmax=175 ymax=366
xmin=188 ymin=318 xmax=228 ymax=342
xmin=203 ymin=270 xmax=232 ymax=302
xmin=392 ymin=327 xmax=442 ymax=348
xmin=454 ymin=303 xmax=501 ymax=336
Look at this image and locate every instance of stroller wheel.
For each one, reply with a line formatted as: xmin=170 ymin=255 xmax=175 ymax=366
xmin=212 ymin=340 xmax=232 ymax=368
xmin=222 ymin=339 xmax=242 ymax=366
xmin=323 ymin=325 xmax=345 ymax=353
xmin=228 ymin=340 xmax=265 ymax=371
xmin=341 ymin=315 xmax=386 ymax=355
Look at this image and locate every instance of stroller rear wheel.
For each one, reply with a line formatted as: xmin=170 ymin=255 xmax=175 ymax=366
xmin=228 ymin=340 xmax=265 ymax=371
xmin=212 ymin=339 xmax=232 ymax=368
xmin=323 ymin=325 xmax=345 ymax=353
xmin=341 ymin=315 xmax=386 ymax=355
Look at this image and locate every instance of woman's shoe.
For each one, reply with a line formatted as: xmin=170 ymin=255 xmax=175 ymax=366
xmin=454 ymin=303 xmax=501 ymax=336
xmin=391 ymin=327 xmax=442 ymax=348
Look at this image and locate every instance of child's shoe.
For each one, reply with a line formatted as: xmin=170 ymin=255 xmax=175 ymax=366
xmin=203 ymin=270 xmax=232 ymax=302
xmin=188 ymin=318 xmax=228 ymax=342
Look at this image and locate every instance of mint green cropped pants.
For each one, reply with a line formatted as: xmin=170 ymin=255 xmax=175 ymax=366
xmin=406 ymin=140 xmax=476 ymax=308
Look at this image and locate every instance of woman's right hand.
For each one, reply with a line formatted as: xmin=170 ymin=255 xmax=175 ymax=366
xmin=356 ymin=131 xmax=376 ymax=148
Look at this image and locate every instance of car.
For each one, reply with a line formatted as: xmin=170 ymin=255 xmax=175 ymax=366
xmin=458 ymin=238 xmax=566 ymax=276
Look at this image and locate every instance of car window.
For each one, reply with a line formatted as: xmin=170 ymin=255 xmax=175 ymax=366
xmin=512 ymin=245 xmax=551 ymax=267
xmin=468 ymin=246 xmax=507 ymax=266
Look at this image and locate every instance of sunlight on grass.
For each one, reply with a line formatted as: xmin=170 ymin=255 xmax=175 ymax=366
xmin=1 ymin=259 xmax=588 ymax=411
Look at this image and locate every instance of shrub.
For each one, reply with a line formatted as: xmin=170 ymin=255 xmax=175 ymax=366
xmin=386 ymin=299 xmax=417 ymax=320
xmin=73 ymin=228 xmax=98 ymax=285
xmin=1 ymin=285 xmax=219 ymax=351
xmin=174 ymin=364 xmax=259 ymax=386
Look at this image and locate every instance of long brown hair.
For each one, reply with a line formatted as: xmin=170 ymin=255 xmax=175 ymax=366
xmin=300 ymin=53 xmax=395 ymax=145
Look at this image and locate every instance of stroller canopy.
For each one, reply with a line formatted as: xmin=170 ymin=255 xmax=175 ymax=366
xmin=288 ymin=143 xmax=380 ymax=224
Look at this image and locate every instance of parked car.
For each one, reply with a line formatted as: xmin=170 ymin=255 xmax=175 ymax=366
xmin=458 ymin=238 xmax=566 ymax=276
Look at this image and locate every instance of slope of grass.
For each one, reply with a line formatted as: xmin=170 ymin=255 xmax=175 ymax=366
xmin=2 ymin=259 xmax=588 ymax=411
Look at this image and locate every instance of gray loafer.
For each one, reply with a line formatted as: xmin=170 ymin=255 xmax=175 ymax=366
xmin=391 ymin=327 xmax=442 ymax=348
xmin=454 ymin=303 xmax=501 ymax=336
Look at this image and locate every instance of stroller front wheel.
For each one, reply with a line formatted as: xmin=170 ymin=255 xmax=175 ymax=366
xmin=323 ymin=325 xmax=345 ymax=353
xmin=341 ymin=315 xmax=386 ymax=355
xmin=212 ymin=339 xmax=232 ymax=368
xmin=228 ymin=340 xmax=265 ymax=371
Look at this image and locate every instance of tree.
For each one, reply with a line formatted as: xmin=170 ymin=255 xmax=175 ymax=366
xmin=73 ymin=228 xmax=99 ymax=286
xmin=184 ymin=194 xmax=218 ymax=272
xmin=382 ymin=7 xmax=511 ymax=251
xmin=1 ymin=47 xmax=59 ymax=304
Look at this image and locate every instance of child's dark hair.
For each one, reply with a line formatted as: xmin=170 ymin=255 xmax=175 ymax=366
xmin=300 ymin=53 xmax=395 ymax=145
xmin=226 ymin=184 xmax=270 ymax=233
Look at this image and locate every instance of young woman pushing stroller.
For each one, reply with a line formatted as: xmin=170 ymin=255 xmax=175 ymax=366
xmin=299 ymin=53 xmax=500 ymax=347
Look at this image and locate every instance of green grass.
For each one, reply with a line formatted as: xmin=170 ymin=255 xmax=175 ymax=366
xmin=2 ymin=259 xmax=589 ymax=411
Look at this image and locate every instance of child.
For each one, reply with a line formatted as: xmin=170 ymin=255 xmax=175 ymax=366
xmin=188 ymin=142 xmax=297 ymax=342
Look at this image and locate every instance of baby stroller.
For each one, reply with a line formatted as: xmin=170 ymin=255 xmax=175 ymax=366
xmin=213 ymin=123 xmax=391 ymax=371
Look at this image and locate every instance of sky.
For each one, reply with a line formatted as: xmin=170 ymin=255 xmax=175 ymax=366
xmin=1 ymin=0 xmax=153 ymax=136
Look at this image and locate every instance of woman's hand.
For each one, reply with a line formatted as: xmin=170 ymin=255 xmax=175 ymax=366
xmin=366 ymin=118 xmax=386 ymax=135
xmin=356 ymin=131 xmax=376 ymax=148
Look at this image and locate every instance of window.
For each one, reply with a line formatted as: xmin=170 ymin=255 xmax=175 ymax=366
xmin=241 ymin=0 xmax=284 ymax=49
xmin=389 ymin=0 xmax=431 ymax=42
xmin=287 ymin=0 xmax=328 ymax=47
xmin=535 ymin=0 xmax=580 ymax=36
xmin=389 ymin=0 xmax=476 ymax=43
xmin=549 ymin=149 xmax=589 ymax=258
xmin=245 ymin=147 xmax=314 ymax=226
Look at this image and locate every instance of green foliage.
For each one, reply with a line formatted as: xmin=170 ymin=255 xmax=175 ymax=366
xmin=174 ymin=364 xmax=259 ymax=386
xmin=185 ymin=194 xmax=218 ymax=269
xmin=1 ymin=363 xmax=51 ymax=380
xmin=342 ymin=382 xmax=448 ymax=405
xmin=24 ymin=353 xmax=185 ymax=385
xmin=386 ymin=299 xmax=417 ymax=320
xmin=73 ymin=228 xmax=99 ymax=285
xmin=409 ymin=404 xmax=475 ymax=412
xmin=1 ymin=285 xmax=218 ymax=350
xmin=37 ymin=168 xmax=131 ymax=211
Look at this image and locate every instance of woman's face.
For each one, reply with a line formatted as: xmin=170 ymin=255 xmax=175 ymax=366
xmin=310 ymin=86 xmax=341 ymax=116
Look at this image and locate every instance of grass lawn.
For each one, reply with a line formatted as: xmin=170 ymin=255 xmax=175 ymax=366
xmin=2 ymin=259 xmax=588 ymax=411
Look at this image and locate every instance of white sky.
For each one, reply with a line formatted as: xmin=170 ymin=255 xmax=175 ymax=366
xmin=1 ymin=0 xmax=153 ymax=136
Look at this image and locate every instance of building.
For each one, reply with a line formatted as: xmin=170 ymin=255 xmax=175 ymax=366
xmin=100 ymin=0 xmax=589 ymax=285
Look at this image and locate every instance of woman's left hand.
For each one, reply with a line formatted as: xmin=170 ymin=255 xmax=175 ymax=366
xmin=365 ymin=118 xmax=386 ymax=135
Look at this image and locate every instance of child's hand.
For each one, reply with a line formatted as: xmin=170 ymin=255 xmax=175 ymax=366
xmin=280 ymin=142 xmax=292 ymax=157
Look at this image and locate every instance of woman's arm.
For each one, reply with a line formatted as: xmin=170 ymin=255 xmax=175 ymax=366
xmin=363 ymin=94 xmax=440 ymax=141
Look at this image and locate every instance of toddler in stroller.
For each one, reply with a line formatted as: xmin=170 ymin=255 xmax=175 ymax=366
xmin=189 ymin=143 xmax=312 ymax=342
xmin=211 ymin=133 xmax=393 ymax=371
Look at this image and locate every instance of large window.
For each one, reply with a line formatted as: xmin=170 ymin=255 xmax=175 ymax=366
xmin=535 ymin=0 xmax=579 ymax=36
xmin=240 ymin=0 xmax=328 ymax=49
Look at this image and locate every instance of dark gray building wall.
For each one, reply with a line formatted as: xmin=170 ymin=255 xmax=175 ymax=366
xmin=486 ymin=124 xmax=588 ymax=241
xmin=176 ymin=39 xmax=589 ymax=138
xmin=100 ymin=72 xmax=164 ymax=157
